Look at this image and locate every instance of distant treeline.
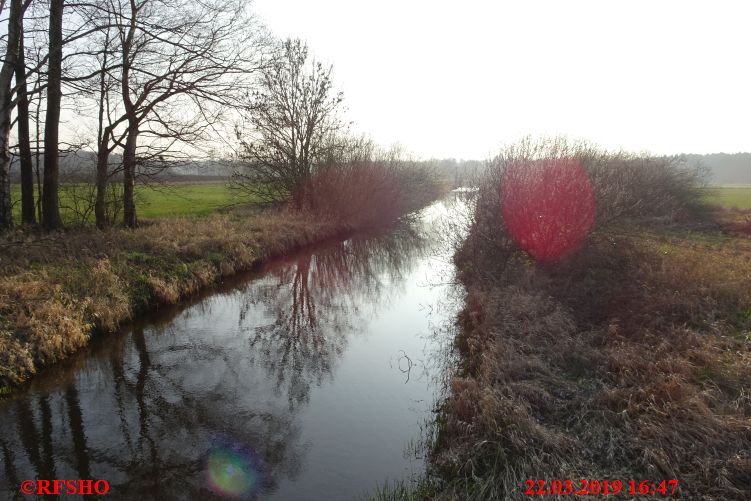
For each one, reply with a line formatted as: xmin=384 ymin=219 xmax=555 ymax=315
xmin=6 ymin=151 xmax=233 ymax=183
xmin=681 ymin=152 xmax=751 ymax=185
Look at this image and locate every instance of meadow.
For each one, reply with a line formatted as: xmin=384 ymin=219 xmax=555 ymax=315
xmin=702 ymin=186 xmax=751 ymax=209
xmin=10 ymin=182 xmax=248 ymax=224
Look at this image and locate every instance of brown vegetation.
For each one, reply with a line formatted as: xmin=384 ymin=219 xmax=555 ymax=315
xmin=716 ymin=207 xmax=751 ymax=237
xmin=302 ymin=159 xmax=442 ymax=228
xmin=428 ymin=139 xmax=751 ymax=500
xmin=0 ymin=208 xmax=349 ymax=391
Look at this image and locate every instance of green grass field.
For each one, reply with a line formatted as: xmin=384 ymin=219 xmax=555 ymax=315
xmin=11 ymin=182 xmax=252 ymax=224
xmin=132 ymin=183 xmax=249 ymax=218
xmin=702 ymin=187 xmax=751 ymax=209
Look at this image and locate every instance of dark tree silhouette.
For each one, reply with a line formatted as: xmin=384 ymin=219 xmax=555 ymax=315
xmin=0 ymin=0 xmax=26 ymax=230
xmin=41 ymin=0 xmax=64 ymax=229
xmin=14 ymin=0 xmax=34 ymax=225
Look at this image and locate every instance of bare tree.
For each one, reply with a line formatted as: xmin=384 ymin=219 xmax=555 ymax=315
xmin=233 ymin=38 xmax=344 ymax=209
xmin=93 ymin=25 xmax=123 ymax=229
xmin=74 ymin=3 xmax=129 ymax=229
xmin=41 ymin=0 xmax=64 ymax=229
xmin=16 ymin=5 xmax=49 ymax=224
xmin=15 ymin=0 xmax=34 ymax=224
xmin=0 ymin=0 xmax=26 ymax=230
xmin=2 ymin=0 xmax=268 ymax=231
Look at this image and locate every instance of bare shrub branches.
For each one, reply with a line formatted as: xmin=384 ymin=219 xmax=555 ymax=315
xmin=484 ymin=136 xmax=705 ymax=233
xmin=232 ymin=38 xmax=345 ymax=207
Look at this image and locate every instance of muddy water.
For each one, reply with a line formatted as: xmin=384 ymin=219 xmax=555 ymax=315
xmin=0 ymin=197 xmax=466 ymax=500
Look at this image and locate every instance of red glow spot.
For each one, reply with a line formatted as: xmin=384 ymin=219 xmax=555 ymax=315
xmin=500 ymin=158 xmax=595 ymax=263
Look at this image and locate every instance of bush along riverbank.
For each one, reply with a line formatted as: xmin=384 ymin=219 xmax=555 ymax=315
xmin=0 ymin=168 xmax=444 ymax=394
xmin=370 ymin=139 xmax=751 ymax=500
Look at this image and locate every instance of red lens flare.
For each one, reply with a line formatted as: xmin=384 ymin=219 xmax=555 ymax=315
xmin=500 ymin=158 xmax=595 ymax=263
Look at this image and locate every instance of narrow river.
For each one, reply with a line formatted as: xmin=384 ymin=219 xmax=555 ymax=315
xmin=0 ymin=196 xmax=466 ymax=500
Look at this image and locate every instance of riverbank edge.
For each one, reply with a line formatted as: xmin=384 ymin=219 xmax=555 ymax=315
xmin=366 ymin=220 xmax=751 ymax=500
xmin=0 ymin=208 xmax=369 ymax=395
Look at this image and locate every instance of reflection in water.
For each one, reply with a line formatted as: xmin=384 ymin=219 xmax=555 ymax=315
xmin=243 ymin=226 xmax=429 ymax=409
xmin=0 ymin=202 xmax=451 ymax=500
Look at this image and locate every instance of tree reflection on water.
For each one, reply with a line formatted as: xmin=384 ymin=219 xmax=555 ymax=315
xmin=241 ymin=225 xmax=430 ymax=410
xmin=0 ymin=219 xmax=431 ymax=500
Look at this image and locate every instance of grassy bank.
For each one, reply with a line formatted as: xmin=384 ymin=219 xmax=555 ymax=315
xmin=434 ymin=222 xmax=750 ymax=500
xmin=369 ymin=143 xmax=750 ymax=500
xmin=0 ymin=208 xmax=348 ymax=392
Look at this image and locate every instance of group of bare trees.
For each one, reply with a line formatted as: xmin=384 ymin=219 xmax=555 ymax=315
xmin=0 ymin=0 xmax=268 ymax=231
xmin=1 ymin=1 xmax=432 ymax=234
xmin=0 ymin=0 xmax=29 ymax=230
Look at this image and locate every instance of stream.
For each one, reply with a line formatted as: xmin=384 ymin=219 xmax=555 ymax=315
xmin=0 ymin=196 xmax=467 ymax=500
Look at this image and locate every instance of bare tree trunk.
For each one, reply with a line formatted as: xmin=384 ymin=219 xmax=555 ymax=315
xmin=0 ymin=0 xmax=23 ymax=231
xmin=42 ymin=0 xmax=64 ymax=230
xmin=34 ymin=84 xmax=42 ymax=223
xmin=94 ymin=91 xmax=110 ymax=229
xmin=122 ymin=123 xmax=138 ymax=227
xmin=121 ymin=1 xmax=137 ymax=229
xmin=94 ymin=25 xmax=111 ymax=230
xmin=95 ymin=146 xmax=109 ymax=228
xmin=0 ymin=111 xmax=12 ymax=231
xmin=16 ymin=7 xmax=35 ymax=225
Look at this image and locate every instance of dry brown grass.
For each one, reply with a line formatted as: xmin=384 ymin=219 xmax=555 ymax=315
xmin=424 ymin=140 xmax=751 ymax=500
xmin=434 ymin=215 xmax=751 ymax=500
xmin=714 ymin=208 xmax=751 ymax=237
xmin=0 ymin=208 xmax=347 ymax=390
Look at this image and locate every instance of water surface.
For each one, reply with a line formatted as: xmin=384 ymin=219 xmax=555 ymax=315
xmin=0 ymin=198 xmax=464 ymax=500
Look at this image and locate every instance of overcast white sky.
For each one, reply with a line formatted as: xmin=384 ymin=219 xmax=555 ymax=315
xmin=253 ymin=0 xmax=751 ymax=160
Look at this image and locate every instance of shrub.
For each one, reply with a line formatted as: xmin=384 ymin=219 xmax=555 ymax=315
xmin=468 ymin=137 xmax=705 ymax=266
xmin=296 ymin=148 xmax=442 ymax=229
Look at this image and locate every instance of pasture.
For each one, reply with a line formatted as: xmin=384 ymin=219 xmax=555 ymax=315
xmin=11 ymin=182 xmax=249 ymax=224
xmin=702 ymin=186 xmax=751 ymax=209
